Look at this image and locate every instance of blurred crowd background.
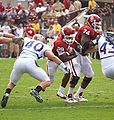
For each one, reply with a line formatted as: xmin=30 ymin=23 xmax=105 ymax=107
xmin=0 ymin=0 xmax=114 ymax=59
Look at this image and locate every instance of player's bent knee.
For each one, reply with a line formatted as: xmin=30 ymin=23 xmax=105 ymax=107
xmin=86 ymin=71 xmax=94 ymax=78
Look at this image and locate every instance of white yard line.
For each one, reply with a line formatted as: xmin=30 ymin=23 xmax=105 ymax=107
xmin=0 ymin=105 xmax=114 ymax=111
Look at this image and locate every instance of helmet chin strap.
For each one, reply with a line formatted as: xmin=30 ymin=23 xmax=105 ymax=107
xmin=87 ymin=22 xmax=94 ymax=30
xmin=63 ymin=38 xmax=73 ymax=44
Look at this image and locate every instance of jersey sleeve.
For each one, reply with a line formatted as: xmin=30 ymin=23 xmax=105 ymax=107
xmin=43 ymin=44 xmax=51 ymax=51
xmin=43 ymin=44 xmax=51 ymax=57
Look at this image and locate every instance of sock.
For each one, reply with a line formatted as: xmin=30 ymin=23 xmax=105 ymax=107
xmin=75 ymin=86 xmax=84 ymax=97
xmin=67 ymin=87 xmax=74 ymax=95
xmin=5 ymin=88 xmax=12 ymax=94
xmin=58 ymin=86 xmax=65 ymax=94
xmin=35 ymin=86 xmax=43 ymax=93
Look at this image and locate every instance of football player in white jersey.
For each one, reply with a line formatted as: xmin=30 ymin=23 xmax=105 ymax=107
xmin=97 ymin=31 xmax=114 ymax=79
xmin=1 ymin=28 xmax=69 ymax=108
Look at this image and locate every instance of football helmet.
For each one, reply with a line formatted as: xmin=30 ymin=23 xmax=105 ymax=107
xmin=105 ymin=31 xmax=114 ymax=44
xmin=87 ymin=14 xmax=102 ymax=34
xmin=62 ymin=26 xmax=75 ymax=44
xmin=33 ymin=34 xmax=45 ymax=42
xmin=25 ymin=27 xmax=35 ymax=37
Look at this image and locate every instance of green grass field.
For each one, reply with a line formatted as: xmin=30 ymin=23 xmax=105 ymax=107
xmin=0 ymin=58 xmax=114 ymax=120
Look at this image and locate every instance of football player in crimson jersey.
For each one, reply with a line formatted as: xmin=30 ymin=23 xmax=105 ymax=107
xmin=66 ymin=14 xmax=102 ymax=102
xmin=47 ymin=26 xmax=78 ymax=100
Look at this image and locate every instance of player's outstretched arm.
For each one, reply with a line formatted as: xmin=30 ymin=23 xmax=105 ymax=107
xmin=0 ymin=36 xmax=24 ymax=44
xmin=0 ymin=37 xmax=13 ymax=44
xmin=84 ymin=44 xmax=98 ymax=54
xmin=45 ymin=50 xmax=69 ymax=74
xmin=0 ymin=32 xmax=24 ymax=44
xmin=45 ymin=50 xmax=64 ymax=64
xmin=3 ymin=33 xmax=15 ymax=38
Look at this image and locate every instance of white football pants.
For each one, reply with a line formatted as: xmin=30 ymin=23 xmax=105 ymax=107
xmin=10 ymin=58 xmax=50 ymax=85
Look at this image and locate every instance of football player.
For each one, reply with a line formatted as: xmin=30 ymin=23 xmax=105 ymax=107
xmin=94 ymin=30 xmax=114 ymax=79
xmin=1 ymin=28 xmax=69 ymax=108
xmin=47 ymin=26 xmax=78 ymax=100
xmin=66 ymin=14 xmax=102 ymax=102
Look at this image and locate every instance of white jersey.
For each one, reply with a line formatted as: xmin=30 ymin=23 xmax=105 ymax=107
xmin=19 ymin=37 xmax=51 ymax=60
xmin=98 ymin=34 xmax=114 ymax=79
xmin=98 ymin=35 xmax=114 ymax=59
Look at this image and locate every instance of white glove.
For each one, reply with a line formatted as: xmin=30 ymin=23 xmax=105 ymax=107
xmin=58 ymin=62 xmax=70 ymax=74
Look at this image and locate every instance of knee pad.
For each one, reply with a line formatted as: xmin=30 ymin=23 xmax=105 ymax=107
xmin=70 ymin=76 xmax=80 ymax=88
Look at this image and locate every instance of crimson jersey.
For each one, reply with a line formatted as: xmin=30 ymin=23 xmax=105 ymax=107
xmin=52 ymin=34 xmax=69 ymax=60
xmin=71 ymin=25 xmax=97 ymax=48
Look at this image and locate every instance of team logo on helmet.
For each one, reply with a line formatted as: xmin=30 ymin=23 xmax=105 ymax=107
xmin=25 ymin=27 xmax=35 ymax=37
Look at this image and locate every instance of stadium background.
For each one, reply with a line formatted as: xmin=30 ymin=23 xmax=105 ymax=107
xmin=2 ymin=0 xmax=114 ymax=8
xmin=0 ymin=1 xmax=114 ymax=120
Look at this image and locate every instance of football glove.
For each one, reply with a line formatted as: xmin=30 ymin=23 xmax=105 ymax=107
xmin=12 ymin=37 xmax=24 ymax=44
xmin=58 ymin=62 xmax=70 ymax=74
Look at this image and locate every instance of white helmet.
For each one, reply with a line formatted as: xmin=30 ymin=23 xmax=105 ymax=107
xmin=105 ymin=31 xmax=114 ymax=44
xmin=33 ymin=34 xmax=45 ymax=42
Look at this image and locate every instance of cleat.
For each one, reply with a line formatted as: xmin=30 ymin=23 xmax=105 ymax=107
xmin=74 ymin=95 xmax=88 ymax=102
xmin=57 ymin=92 xmax=66 ymax=99
xmin=30 ymin=89 xmax=43 ymax=103
xmin=64 ymin=98 xmax=78 ymax=103
xmin=1 ymin=93 xmax=9 ymax=108
xmin=67 ymin=94 xmax=73 ymax=98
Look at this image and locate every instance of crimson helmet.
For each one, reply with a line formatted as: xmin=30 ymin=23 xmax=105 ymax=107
xmin=25 ymin=27 xmax=35 ymax=37
xmin=62 ymin=26 xmax=75 ymax=44
xmin=87 ymin=14 xmax=102 ymax=34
